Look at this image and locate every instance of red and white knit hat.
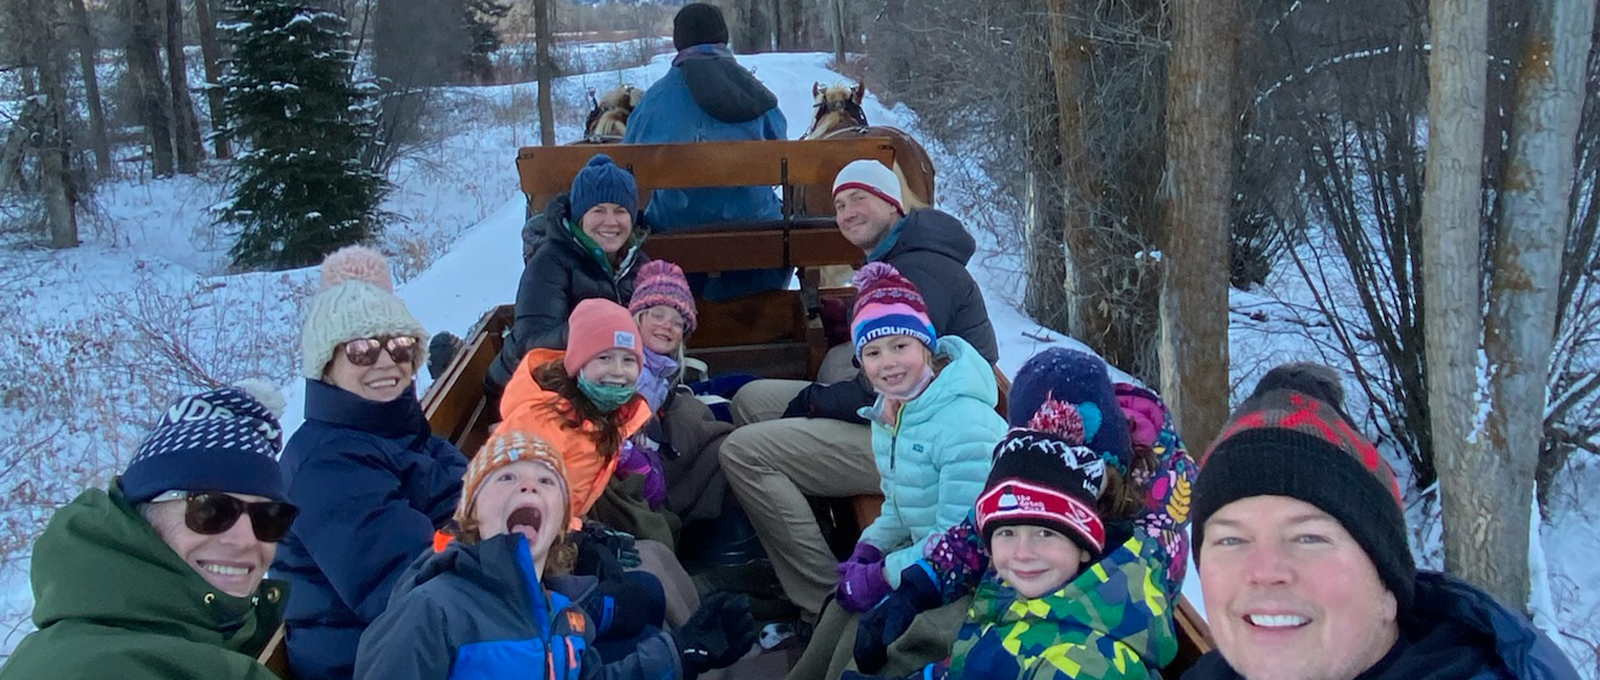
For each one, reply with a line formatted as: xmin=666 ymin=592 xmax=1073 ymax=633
xmin=833 ymin=159 xmax=904 ymax=215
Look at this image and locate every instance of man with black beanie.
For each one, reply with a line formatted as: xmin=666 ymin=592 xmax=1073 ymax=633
xmin=623 ymin=2 xmax=790 ymax=300
xmin=1185 ymin=362 xmax=1578 ymax=680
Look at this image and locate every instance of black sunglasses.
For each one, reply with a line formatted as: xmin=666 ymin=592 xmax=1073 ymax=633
xmin=341 ymin=335 xmax=419 ymax=367
xmin=176 ymin=492 xmax=300 ymax=542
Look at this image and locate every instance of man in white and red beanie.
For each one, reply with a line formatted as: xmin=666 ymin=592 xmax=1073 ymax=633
xmin=716 ymin=158 xmax=1001 ymax=619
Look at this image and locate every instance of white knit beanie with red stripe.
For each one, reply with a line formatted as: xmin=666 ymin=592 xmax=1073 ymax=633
xmin=833 ymin=159 xmax=904 ymax=215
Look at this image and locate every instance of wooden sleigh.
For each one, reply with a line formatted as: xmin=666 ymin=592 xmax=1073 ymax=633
xmin=259 ymin=138 xmax=1214 ymax=677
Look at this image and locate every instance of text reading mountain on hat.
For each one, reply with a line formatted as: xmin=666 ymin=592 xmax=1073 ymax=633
xmin=850 ymin=261 xmax=936 ymax=356
xmin=300 ymin=246 xmax=429 ymax=380
xmin=121 ymin=379 xmax=289 ymax=504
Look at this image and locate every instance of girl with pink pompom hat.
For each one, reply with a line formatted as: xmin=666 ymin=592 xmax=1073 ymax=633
xmin=274 ymin=245 xmax=470 ymax=680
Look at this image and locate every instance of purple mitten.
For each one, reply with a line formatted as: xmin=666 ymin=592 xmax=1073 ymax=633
xmin=836 ymin=544 xmax=891 ymax=613
xmin=616 ymin=440 xmax=651 ymax=478
xmin=638 ymin=444 xmax=667 ymax=510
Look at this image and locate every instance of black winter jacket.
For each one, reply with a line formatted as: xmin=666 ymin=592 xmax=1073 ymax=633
xmin=354 ymin=533 xmax=681 ymax=680
xmin=786 ymin=208 xmax=1000 ymax=422
xmin=1181 ymin=571 xmax=1581 ymax=680
xmin=489 ymin=194 xmax=648 ymax=393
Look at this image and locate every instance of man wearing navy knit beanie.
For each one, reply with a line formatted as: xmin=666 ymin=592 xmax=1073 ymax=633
xmin=1 ymin=382 xmax=298 ymax=680
xmin=1185 ymin=363 xmax=1577 ymax=680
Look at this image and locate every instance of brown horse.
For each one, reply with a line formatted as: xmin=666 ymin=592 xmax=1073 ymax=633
xmin=798 ymin=82 xmax=936 ymax=215
xmin=576 ymin=84 xmax=643 ymax=144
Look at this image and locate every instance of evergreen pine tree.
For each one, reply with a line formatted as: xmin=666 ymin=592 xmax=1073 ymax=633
xmin=216 ymin=0 xmax=387 ymax=270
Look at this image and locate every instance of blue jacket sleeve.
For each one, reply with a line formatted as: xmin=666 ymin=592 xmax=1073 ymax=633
xmin=354 ymin=590 xmax=453 ymax=680
xmin=285 ymin=445 xmax=438 ymax=623
xmin=583 ymin=630 xmax=682 ymax=680
xmin=762 ymin=106 xmax=787 ymax=140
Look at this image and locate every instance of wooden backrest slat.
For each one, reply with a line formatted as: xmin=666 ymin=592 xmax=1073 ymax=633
xmin=644 ymin=224 xmax=863 ymax=273
xmin=516 ymin=138 xmax=896 ymax=204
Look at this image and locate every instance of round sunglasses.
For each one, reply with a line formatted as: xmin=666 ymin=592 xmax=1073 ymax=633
xmin=154 ymin=491 xmax=300 ymax=542
xmin=341 ymin=335 xmax=419 ymax=367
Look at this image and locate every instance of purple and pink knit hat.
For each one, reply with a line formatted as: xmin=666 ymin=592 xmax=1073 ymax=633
xmin=851 ymin=262 xmax=936 ymax=357
xmin=629 ymin=260 xmax=698 ymax=335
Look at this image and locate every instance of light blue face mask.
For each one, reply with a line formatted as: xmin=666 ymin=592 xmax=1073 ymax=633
xmin=577 ymin=374 xmax=638 ymax=413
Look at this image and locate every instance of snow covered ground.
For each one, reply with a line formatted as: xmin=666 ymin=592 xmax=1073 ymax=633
xmin=1 ymin=49 xmax=1595 ymax=675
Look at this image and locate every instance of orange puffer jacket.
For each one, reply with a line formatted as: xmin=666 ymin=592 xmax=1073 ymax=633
xmin=500 ymin=348 xmax=652 ymax=528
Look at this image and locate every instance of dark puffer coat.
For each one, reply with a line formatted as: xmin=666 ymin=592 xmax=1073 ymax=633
xmin=273 ymin=379 xmax=469 ymax=680
xmin=786 ymin=208 xmax=1002 ymax=422
xmin=1182 ymin=571 xmax=1582 ymax=680
xmin=354 ymin=533 xmax=681 ymax=680
xmin=488 ymin=194 xmax=647 ymax=394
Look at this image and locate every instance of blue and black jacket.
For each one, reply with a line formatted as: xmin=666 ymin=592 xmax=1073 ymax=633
xmin=354 ymin=533 xmax=682 ymax=680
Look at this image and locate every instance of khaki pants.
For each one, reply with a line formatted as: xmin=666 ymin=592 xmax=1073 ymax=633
xmin=719 ymin=374 xmax=878 ymax=617
xmin=784 ymin=595 xmax=974 ymax=680
xmin=634 ymin=538 xmax=700 ymax=629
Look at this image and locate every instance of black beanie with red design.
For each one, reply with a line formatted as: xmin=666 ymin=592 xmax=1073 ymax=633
xmin=1191 ymin=362 xmax=1416 ymax=611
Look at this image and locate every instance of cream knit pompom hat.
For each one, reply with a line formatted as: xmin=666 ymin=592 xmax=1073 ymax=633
xmin=300 ymin=246 xmax=429 ymax=380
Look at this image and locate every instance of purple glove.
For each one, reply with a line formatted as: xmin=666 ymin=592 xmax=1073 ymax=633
xmin=836 ymin=543 xmax=891 ymax=613
xmin=616 ymin=441 xmax=667 ymax=510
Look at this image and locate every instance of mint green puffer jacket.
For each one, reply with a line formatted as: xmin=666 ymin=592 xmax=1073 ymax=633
xmin=858 ymin=335 xmax=1008 ymax=587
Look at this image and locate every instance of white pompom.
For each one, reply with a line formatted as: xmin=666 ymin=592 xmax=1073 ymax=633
xmin=233 ymin=378 xmax=288 ymax=419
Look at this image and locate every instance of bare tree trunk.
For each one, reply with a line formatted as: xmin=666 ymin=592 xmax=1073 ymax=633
xmin=69 ymin=0 xmax=112 ymax=175
xmin=20 ymin=0 xmax=80 ymax=247
xmin=1044 ymin=0 xmax=1115 ymax=362
xmin=1023 ymin=0 xmax=1069 ymax=332
xmin=164 ymin=0 xmax=202 ymax=173
xmin=830 ymin=0 xmax=845 ymax=63
xmin=1476 ymin=0 xmax=1596 ymax=606
xmin=1160 ymin=0 xmax=1237 ymax=452
xmin=1421 ymin=0 xmax=1500 ymax=604
xmin=534 ymin=0 xmax=555 ymax=146
xmin=126 ymin=0 xmax=175 ymax=177
xmin=193 ymin=0 xmax=232 ymax=159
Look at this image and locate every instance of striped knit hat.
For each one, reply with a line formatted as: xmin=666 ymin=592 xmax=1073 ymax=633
xmin=629 ymin=260 xmax=698 ymax=335
xmin=850 ymin=262 xmax=935 ymax=357
xmin=833 ymin=159 xmax=904 ymax=216
xmin=455 ymin=430 xmax=570 ymax=542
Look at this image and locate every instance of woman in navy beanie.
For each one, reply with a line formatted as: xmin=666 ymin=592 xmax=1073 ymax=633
xmin=488 ymin=153 xmax=652 ymax=404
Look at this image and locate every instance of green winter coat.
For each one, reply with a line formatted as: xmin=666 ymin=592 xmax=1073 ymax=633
xmin=0 ymin=482 xmax=287 ymax=680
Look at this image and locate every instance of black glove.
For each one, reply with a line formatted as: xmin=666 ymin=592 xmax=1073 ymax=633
xmin=572 ymin=531 xmax=626 ymax=583
xmin=780 ymin=385 xmax=815 ymax=419
xmin=577 ymin=521 xmax=641 ymax=568
xmin=854 ymin=563 xmax=944 ymax=673
xmin=674 ymin=592 xmax=757 ymax=679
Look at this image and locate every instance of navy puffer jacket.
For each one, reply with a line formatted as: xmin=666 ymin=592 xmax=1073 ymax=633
xmin=1182 ymin=571 xmax=1581 ymax=680
xmin=273 ymin=379 xmax=469 ymax=680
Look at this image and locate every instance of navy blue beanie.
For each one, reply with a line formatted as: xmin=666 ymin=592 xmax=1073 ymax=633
xmin=569 ymin=154 xmax=638 ymax=220
xmin=1007 ymin=348 xmax=1133 ymax=473
xmin=121 ymin=382 xmax=288 ymax=503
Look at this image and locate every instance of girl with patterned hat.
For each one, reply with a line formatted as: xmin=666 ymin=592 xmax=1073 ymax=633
xmin=848 ymin=348 xmax=1197 ymax=680
xmin=497 ymin=298 xmax=702 ymax=630
xmin=354 ymin=430 xmax=757 ymax=680
xmin=273 ymin=246 xmax=470 ymax=680
xmin=625 ymin=260 xmax=747 ymax=542
xmin=786 ymin=262 xmax=1009 ymax=680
